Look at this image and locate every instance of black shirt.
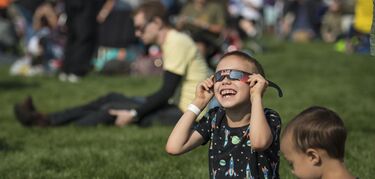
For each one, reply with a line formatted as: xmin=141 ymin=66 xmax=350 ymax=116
xmin=195 ymin=107 xmax=281 ymax=179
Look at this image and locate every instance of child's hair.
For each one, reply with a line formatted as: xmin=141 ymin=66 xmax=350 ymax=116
xmin=220 ymin=51 xmax=266 ymax=77
xmin=282 ymin=106 xmax=347 ymax=160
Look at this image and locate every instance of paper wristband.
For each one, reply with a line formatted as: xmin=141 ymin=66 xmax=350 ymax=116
xmin=129 ymin=109 xmax=137 ymax=117
xmin=187 ymin=104 xmax=201 ymax=116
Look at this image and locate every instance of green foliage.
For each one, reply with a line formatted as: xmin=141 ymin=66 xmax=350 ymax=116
xmin=0 ymin=40 xmax=374 ymax=178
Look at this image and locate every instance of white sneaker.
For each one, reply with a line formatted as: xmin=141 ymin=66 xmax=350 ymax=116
xmin=58 ymin=73 xmax=68 ymax=82
xmin=67 ymin=74 xmax=80 ymax=83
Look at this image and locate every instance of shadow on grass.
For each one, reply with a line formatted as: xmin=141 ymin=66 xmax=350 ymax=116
xmin=0 ymin=138 xmax=24 ymax=152
xmin=0 ymin=80 xmax=40 ymax=91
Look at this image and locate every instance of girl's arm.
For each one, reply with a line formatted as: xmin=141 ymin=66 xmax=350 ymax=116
xmin=165 ymin=110 xmax=205 ymax=155
xmin=248 ymin=74 xmax=273 ymax=151
xmin=166 ymin=76 xmax=214 ymax=155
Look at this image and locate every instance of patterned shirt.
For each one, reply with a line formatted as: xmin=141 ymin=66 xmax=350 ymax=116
xmin=194 ymin=107 xmax=281 ymax=179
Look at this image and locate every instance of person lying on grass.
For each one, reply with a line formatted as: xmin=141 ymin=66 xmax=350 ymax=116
xmin=166 ymin=50 xmax=282 ymax=179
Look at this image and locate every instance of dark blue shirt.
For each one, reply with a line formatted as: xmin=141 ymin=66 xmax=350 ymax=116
xmin=195 ymin=107 xmax=281 ymax=179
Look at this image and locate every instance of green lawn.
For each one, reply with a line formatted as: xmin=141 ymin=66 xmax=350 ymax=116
xmin=1 ymin=40 xmax=374 ymax=178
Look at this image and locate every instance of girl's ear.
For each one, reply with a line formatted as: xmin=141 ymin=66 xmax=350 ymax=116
xmin=306 ymin=148 xmax=321 ymax=166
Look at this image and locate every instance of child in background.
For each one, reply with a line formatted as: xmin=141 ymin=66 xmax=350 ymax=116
xmin=166 ymin=51 xmax=282 ymax=178
xmin=281 ymin=106 xmax=356 ymax=179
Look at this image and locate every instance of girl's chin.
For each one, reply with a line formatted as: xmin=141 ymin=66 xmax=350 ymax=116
xmin=218 ymin=97 xmax=250 ymax=109
xmin=219 ymin=101 xmax=237 ymax=109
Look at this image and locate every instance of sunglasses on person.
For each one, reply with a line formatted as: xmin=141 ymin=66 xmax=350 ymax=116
xmin=135 ymin=19 xmax=153 ymax=34
xmin=214 ymin=69 xmax=283 ymax=97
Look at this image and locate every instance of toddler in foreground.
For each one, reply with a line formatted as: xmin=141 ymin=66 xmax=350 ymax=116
xmin=281 ymin=106 xmax=356 ymax=179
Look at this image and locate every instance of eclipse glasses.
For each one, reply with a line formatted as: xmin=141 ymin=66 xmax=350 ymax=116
xmin=214 ymin=69 xmax=283 ymax=97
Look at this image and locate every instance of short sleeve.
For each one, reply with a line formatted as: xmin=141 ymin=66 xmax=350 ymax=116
xmin=193 ymin=107 xmax=220 ymax=145
xmin=193 ymin=114 xmax=211 ymax=145
xmin=264 ymin=108 xmax=282 ymax=143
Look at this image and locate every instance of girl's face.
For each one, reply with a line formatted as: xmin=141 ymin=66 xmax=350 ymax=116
xmin=214 ymin=56 xmax=254 ymax=109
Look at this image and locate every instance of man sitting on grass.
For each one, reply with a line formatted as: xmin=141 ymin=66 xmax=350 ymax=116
xmin=13 ymin=1 xmax=209 ymax=127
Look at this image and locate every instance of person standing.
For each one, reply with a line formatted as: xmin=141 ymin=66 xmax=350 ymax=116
xmin=59 ymin=0 xmax=104 ymax=83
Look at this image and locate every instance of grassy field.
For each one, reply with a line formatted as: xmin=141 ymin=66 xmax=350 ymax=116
xmin=0 ymin=40 xmax=374 ymax=178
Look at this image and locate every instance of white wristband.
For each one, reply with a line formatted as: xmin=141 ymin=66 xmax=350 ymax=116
xmin=129 ymin=109 xmax=137 ymax=117
xmin=187 ymin=104 xmax=201 ymax=116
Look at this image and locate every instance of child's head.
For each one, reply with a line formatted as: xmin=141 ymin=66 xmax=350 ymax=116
xmin=281 ymin=106 xmax=347 ymax=179
xmin=213 ymin=51 xmax=265 ymax=108
xmin=216 ymin=51 xmax=265 ymax=77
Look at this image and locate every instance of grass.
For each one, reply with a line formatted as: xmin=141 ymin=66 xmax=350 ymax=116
xmin=0 ymin=39 xmax=374 ymax=178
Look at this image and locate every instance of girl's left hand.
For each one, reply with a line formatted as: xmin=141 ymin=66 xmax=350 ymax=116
xmin=247 ymin=74 xmax=268 ymax=98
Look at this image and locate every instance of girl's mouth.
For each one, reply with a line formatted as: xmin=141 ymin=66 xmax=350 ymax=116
xmin=220 ymin=89 xmax=237 ymax=98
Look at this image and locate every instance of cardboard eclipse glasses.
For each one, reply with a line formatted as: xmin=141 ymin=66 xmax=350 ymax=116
xmin=214 ymin=69 xmax=283 ymax=97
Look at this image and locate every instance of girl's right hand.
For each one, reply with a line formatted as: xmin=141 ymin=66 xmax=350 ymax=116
xmin=193 ymin=75 xmax=214 ymax=109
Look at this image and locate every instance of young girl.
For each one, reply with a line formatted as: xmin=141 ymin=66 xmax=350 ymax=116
xmin=166 ymin=51 xmax=282 ymax=178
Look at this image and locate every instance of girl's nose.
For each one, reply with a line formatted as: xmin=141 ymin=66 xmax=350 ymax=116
xmin=221 ymin=76 xmax=232 ymax=84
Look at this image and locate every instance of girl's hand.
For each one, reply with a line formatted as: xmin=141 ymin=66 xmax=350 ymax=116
xmin=247 ymin=74 xmax=268 ymax=100
xmin=193 ymin=75 xmax=214 ymax=109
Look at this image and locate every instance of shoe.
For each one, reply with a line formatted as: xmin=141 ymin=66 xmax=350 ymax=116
xmin=59 ymin=73 xmax=80 ymax=83
xmin=13 ymin=97 xmax=49 ymax=127
xmin=67 ymin=73 xmax=80 ymax=83
xmin=24 ymin=96 xmax=37 ymax=111
xmin=32 ymin=112 xmax=50 ymax=127
xmin=14 ymin=103 xmax=34 ymax=126
xmin=58 ymin=72 xmax=67 ymax=82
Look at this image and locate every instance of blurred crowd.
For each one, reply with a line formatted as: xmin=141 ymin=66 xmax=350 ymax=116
xmin=0 ymin=0 xmax=373 ymax=81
